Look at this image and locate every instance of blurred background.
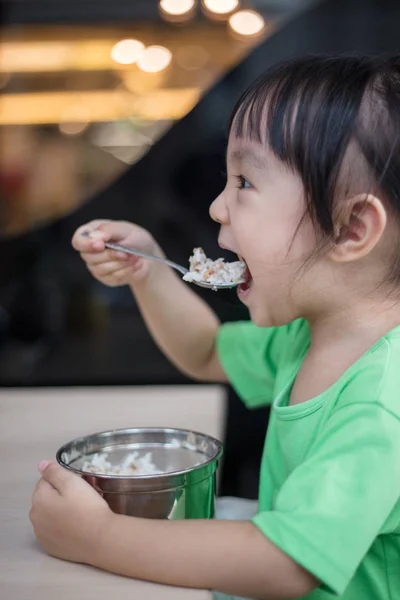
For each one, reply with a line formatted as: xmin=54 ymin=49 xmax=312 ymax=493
xmin=1 ymin=0 xmax=400 ymax=498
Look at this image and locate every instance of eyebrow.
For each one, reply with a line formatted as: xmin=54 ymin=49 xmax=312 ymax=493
xmin=230 ymin=148 xmax=267 ymax=170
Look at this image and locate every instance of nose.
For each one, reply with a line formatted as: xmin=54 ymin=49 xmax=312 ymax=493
xmin=209 ymin=190 xmax=229 ymax=225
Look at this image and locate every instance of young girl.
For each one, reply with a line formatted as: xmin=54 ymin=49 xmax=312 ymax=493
xmin=30 ymin=54 xmax=400 ymax=600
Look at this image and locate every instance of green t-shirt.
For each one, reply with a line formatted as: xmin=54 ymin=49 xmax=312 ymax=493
xmin=217 ymin=319 xmax=400 ymax=599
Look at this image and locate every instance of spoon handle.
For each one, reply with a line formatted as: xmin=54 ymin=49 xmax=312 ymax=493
xmin=81 ymin=231 xmax=188 ymax=276
xmin=104 ymin=241 xmax=189 ymax=276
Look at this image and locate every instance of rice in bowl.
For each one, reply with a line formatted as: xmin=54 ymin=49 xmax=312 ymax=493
xmin=81 ymin=450 xmax=160 ymax=476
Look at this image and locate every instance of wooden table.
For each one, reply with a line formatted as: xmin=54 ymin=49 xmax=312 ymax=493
xmin=0 ymin=385 xmax=225 ymax=599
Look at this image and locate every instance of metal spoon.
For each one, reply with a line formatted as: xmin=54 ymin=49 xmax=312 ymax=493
xmin=82 ymin=233 xmax=245 ymax=290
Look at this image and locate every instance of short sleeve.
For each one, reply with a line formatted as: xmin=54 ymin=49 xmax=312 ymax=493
xmin=216 ymin=320 xmax=305 ymax=408
xmin=252 ymin=400 xmax=400 ymax=595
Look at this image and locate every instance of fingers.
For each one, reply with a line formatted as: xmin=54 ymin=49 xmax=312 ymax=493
xmin=96 ymin=220 xmax=134 ymax=244
xmin=72 ymin=220 xmax=151 ymax=287
xmin=72 ymin=220 xmax=135 ymax=252
xmin=39 ymin=462 xmax=77 ymax=494
xmin=38 ymin=460 xmax=52 ymax=472
xmin=81 ymin=249 xmax=131 ymax=267
xmin=87 ymin=262 xmax=141 ymax=286
xmin=86 ymin=259 xmax=129 ymax=277
xmin=31 ymin=477 xmax=46 ymax=505
xmin=72 ymin=220 xmax=111 ymax=252
xmin=30 ymin=479 xmax=57 ymax=530
xmin=32 ymin=478 xmax=58 ymax=508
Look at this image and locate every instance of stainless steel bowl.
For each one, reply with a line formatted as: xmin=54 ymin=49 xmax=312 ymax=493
xmin=56 ymin=427 xmax=223 ymax=520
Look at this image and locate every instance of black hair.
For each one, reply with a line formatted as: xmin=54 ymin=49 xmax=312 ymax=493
xmin=228 ymin=54 xmax=400 ymax=278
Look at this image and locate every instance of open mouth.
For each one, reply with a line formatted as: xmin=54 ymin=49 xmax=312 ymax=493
xmin=238 ymin=257 xmax=253 ymax=293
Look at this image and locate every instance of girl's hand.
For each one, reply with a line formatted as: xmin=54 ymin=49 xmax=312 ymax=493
xmin=30 ymin=461 xmax=112 ymax=564
xmin=72 ymin=219 xmax=163 ymax=288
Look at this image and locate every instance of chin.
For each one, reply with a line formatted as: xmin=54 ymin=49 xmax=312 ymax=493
xmin=248 ymin=299 xmax=291 ymax=328
xmin=248 ymin=306 xmax=273 ymax=328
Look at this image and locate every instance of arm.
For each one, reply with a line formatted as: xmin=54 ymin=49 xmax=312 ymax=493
xmin=94 ymin=514 xmax=317 ymax=600
xmin=72 ymin=220 xmax=227 ymax=382
xmin=31 ymin=462 xmax=317 ymax=600
xmin=130 ymin=261 xmax=226 ymax=382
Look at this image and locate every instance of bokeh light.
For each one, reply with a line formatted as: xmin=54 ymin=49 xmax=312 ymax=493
xmin=202 ymin=0 xmax=239 ymax=15
xmin=159 ymin=0 xmax=196 ymax=16
xmin=137 ymin=46 xmax=172 ymax=73
xmin=111 ymin=39 xmax=145 ymax=65
xmin=229 ymin=10 xmax=265 ymax=36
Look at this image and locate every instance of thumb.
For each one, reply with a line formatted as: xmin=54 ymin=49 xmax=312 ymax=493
xmin=97 ymin=220 xmax=135 ymax=244
xmin=38 ymin=461 xmax=76 ymax=493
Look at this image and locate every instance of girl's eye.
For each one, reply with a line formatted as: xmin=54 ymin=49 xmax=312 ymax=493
xmin=235 ymin=175 xmax=252 ymax=190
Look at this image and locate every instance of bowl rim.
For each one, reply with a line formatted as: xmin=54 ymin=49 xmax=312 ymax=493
xmin=56 ymin=426 xmax=224 ymax=480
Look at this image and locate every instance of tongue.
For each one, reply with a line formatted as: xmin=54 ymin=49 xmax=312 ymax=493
xmin=239 ymin=265 xmax=252 ymax=291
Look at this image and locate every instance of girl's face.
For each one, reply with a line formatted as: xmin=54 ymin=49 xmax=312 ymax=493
xmin=210 ymin=135 xmax=321 ymax=327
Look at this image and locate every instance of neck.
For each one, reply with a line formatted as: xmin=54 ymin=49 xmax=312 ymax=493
xmin=307 ymin=297 xmax=400 ymax=352
xmin=288 ymin=297 xmax=400 ymax=406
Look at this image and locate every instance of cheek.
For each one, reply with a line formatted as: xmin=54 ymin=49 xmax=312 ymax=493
xmin=255 ymin=204 xmax=306 ymax=261
xmin=245 ymin=221 xmax=301 ymax=267
xmin=287 ymin=218 xmax=318 ymax=260
xmin=264 ymin=199 xmax=316 ymax=262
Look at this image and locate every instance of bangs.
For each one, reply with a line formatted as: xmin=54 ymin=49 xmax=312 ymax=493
xmin=228 ymin=56 xmax=377 ymax=233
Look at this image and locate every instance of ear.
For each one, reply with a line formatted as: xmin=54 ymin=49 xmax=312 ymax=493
xmin=329 ymin=194 xmax=387 ymax=264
